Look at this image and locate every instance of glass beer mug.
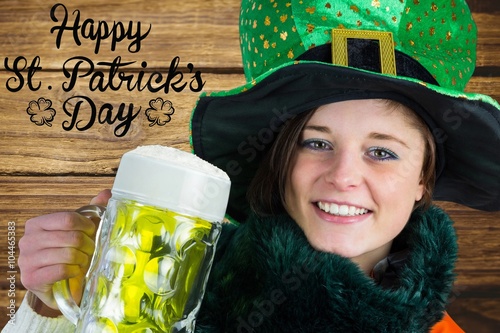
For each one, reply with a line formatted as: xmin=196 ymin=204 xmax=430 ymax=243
xmin=53 ymin=145 xmax=230 ymax=333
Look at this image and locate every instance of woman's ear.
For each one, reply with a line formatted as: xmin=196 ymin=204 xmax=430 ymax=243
xmin=415 ymin=174 xmax=425 ymax=202
xmin=416 ymin=185 xmax=425 ymax=202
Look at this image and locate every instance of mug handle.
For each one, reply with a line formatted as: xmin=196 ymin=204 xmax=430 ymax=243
xmin=52 ymin=205 xmax=106 ymax=325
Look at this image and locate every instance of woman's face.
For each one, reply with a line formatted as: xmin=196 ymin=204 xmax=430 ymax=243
xmin=284 ymin=99 xmax=426 ymax=271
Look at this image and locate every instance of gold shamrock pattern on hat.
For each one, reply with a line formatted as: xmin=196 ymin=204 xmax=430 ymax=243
xmin=240 ymin=0 xmax=476 ymax=92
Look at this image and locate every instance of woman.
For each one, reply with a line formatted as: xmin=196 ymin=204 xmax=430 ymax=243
xmin=194 ymin=98 xmax=459 ymax=332
xmin=5 ymin=0 xmax=500 ymax=332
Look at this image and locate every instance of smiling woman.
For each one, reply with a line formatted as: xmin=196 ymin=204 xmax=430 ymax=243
xmin=188 ymin=92 xmax=469 ymax=331
xmin=283 ymin=99 xmax=427 ymax=272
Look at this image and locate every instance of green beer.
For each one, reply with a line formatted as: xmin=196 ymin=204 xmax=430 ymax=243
xmin=79 ymin=199 xmax=221 ymax=333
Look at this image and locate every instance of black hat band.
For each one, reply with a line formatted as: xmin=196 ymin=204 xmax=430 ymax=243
xmin=296 ymin=40 xmax=439 ymax=86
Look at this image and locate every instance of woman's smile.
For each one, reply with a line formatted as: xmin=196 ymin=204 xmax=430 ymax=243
xmin=316 ymin=201 xmax=370 ymax=217
xmin=313 ymin=200 xmax=373 ymax=225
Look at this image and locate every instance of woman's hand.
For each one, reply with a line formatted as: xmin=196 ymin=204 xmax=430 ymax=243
xmin=18 ymin=190 xmax=112 ymax=315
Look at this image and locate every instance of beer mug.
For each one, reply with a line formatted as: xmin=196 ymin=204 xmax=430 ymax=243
xmin=53 ymin=145 xmax=231 ymax=332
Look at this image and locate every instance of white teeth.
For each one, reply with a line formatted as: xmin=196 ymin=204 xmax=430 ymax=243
xmin=317 ymin=202 xmax=369 ymax=217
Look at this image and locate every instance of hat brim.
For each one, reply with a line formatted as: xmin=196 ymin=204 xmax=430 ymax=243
xmin=191 ymin=61 xmax=500 ymax=222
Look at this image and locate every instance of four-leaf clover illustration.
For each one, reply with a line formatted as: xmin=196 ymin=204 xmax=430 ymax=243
xmin=145 ymin=98 xmax=175 ymax=126
xmin=26 ymin=98 xmax=56 ymax=127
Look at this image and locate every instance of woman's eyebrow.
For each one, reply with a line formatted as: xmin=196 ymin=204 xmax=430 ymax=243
xmin=369 ymin=132 xmax=410 ymax=148
xmin=303 ymin=125 xmax=330 ymax=133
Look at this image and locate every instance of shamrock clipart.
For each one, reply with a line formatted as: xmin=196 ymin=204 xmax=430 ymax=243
xmin=145 ymin=98 xmax=175 ymax=127
xmin=26 ymin=98 xmax=56 ymax=127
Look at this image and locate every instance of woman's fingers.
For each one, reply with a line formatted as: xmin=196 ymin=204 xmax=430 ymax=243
xmin=24 ymin=211 xmax=97 ymax=236
xmin=90 ymin=189 xmax=112 ymax=206
xmin=18 ymin=209 xmax=99 ymax=310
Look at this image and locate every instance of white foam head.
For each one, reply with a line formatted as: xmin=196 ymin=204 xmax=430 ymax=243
xmin=112 ymin=145 xmax=231 ymax=222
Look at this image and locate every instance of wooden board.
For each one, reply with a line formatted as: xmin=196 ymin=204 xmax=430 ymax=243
xmin=1 ymin=1 xmax=499 ymax=331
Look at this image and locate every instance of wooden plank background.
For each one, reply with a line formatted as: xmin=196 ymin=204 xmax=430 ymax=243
xmin=0 ymin=0 xmax=499 ymax=331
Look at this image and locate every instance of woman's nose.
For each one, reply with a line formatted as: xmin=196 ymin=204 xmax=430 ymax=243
xmin=323 ymin=151 xmax=362 ymax=190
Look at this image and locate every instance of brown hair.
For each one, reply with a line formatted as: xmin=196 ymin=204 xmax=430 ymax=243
xmin=381 ymin=99 xmax=436 ymax=211
xmin=247 ymin=109 xmax=315 ymax=215
xmin=247 ymin=99 xmax=436 ymax=215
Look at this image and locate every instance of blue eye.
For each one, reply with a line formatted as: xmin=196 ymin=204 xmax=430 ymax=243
xmin=368 ymin=147 xmax=399 ymax=161
xmin=301 ymin=139 xmax=333 ymax=151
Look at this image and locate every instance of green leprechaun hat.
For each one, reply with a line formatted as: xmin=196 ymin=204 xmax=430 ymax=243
xmin=191 ymin=0 xmax=500 ymax=222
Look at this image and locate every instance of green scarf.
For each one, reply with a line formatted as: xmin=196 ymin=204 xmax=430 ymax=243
xmin=195 ymin=205 xmax=458 ymax=333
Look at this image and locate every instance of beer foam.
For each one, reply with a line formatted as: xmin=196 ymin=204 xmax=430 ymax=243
xmin=131 ymin=145 xmax=229 ymax=180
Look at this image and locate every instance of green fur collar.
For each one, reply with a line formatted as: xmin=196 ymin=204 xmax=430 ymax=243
xmin=195 ymin=206 xmax=458 ymax=333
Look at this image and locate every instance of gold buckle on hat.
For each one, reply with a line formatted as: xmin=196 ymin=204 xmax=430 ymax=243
xmin=331 ymin=29 xmax=396 ymax=75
